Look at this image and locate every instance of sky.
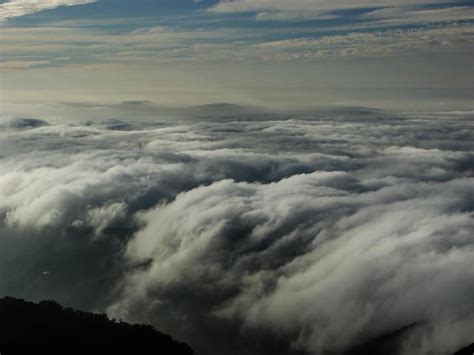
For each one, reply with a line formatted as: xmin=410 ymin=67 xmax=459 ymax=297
xmin=0 ymin=0 xmax=473 ymax=117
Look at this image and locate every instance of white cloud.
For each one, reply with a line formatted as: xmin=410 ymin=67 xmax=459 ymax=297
xmin=130 ymin=26 xmax=171 ymax=35
xmin=255 ymin=25 xmax=474 ymax=59
xmin=210 ymin=0 xmax=472 ymax=25
xmin=115 ymin=172 xmax=474 ymax=354
xmin=1 ymin=108 xmax=473 ymax=354
xmin=210 ymin=0 xmax=456 ymax=13
xmin=0 ymin=0 xmax=96 ymax=22
xmin=0 ymin=60 xmax=52 ymax=69
xmin=364 ymin=6 xmax=474 ymax=25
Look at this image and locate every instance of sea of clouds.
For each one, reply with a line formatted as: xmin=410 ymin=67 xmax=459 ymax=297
xmin=0 ymin=107 xmax=473 ymax=354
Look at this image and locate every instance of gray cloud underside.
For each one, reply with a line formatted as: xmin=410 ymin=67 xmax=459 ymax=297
xmin=0 ymin=108 xmax=473 ymax=354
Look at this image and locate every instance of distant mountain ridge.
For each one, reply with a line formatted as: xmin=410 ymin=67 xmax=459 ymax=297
xmin=0 ymin=297 xmax=193 ymax=355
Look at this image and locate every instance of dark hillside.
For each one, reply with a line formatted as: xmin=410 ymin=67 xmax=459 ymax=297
xmin=0 ymin=297 xmax=193 ymax=355
xmin=454 ymin=343 xmax=474 ymax=355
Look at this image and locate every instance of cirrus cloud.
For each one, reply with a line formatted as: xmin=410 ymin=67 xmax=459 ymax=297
xmin=210 ymin=0 xmax=473 ymax=26
xmin=210 ymin=0 xmax=458 ymax=13
xmin=0 ymin=0 xmax=96 ymax=22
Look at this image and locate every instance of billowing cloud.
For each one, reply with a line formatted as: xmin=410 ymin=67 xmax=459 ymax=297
xmin=0 ymin=0 xmax=96 ymax=22
xmin=0 ymin=108 xmax=473 ymax=354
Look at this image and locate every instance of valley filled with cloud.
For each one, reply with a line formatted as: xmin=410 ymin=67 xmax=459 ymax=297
xmin=1 ymin=108 xmax=473 ymax=354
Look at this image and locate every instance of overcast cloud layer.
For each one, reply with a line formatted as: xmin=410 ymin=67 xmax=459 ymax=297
xmin=0 ymin=108 xmax=473 ymax=354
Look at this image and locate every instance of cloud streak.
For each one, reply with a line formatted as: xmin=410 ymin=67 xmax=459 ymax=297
xmin=1 ymin=22 xmax=473 ymax=69
xmin=0 ymin=0 xmax=96 ymax=22
xmin=210 ymin=0 xmax=474 ymax=26
xmin=211 ymin=0 xmax=457 ymax=14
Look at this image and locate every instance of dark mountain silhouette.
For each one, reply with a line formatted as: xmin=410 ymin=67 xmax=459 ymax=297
xmin=0 ymin=296 xmax=471 ymax=355
xmin=454 ymin=343 xmax=474 ymax=355
xmin=0 ymin=297 xmax=193 ymax=355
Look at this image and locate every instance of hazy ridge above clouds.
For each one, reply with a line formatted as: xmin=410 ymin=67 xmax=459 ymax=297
xmin=0 ymin=107 xmax=473 ymax=354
